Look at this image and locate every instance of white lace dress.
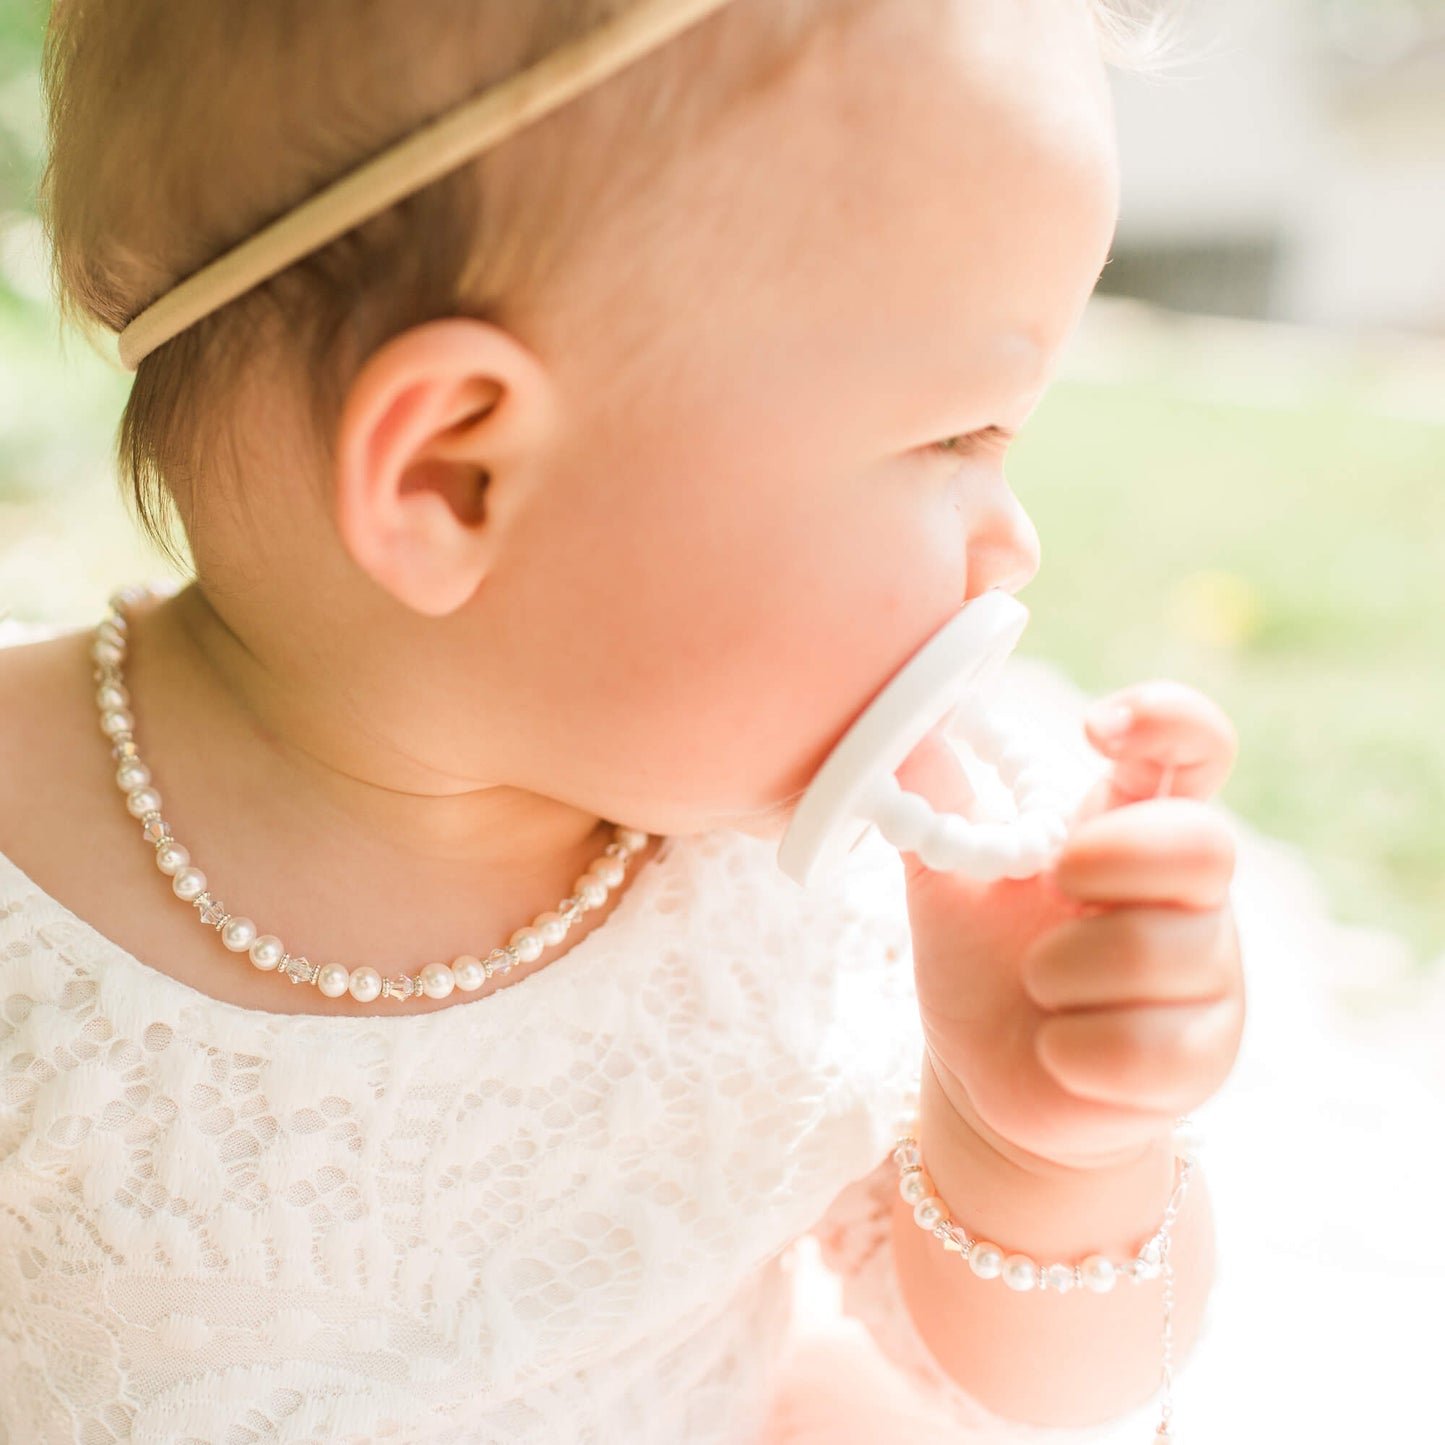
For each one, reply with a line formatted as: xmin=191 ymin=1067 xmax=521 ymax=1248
xmin=2 ymin=618 xmax=1082 ymax=1444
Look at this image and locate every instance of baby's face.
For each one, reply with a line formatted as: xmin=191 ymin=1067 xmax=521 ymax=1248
xmin=473 ymin=0 xmax=1118 ymax=839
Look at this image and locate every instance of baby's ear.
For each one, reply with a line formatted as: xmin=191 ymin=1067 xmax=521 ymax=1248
xmin=333 ymin=317 xmax=559 ymax=617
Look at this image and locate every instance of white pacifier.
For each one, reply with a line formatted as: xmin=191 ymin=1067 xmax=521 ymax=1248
xmin=777 ymin=591 xmax=1075 ymax=888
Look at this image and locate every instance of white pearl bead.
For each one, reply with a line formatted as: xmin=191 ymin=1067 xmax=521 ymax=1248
xmin=317 ymin=963 xmax=351 ymax=998
xmin=968 ymin=1242 xmax=1003 ymax=1280
xmin=220 ymin=916 xmax=258 ymax=952
xmin=101 ymin=708 xmax=135 ymax=737
xmin=172 ymin=866 xmax=207 ymax=901
xmin=1080 ymin=1255 xmax=1116 ymax=1293
xmin=615 ymin=827 xmax=647 ymax=853
xmin=155 ymin=842 xmax=190 ymax=876
xmin=116 ymin=761 xmax=151 ymax=793
xmin=1003 ymin=1254 xmax=1038 ymax=1291
xmin=126 ymin=786 xmax=163 ymax=818
xmin=97 ymin=683 xmax=129 ymax=711
xmin=451 ymin=955 xmax=486 ymax=992
xmin=899 ymin=1170 xmax=932 ymax=1206
xmin=348 ymin=966 xmax=382 ymax=1002
xmin=249 ymin=935 xmax=284 ymax=970
xmin=92 ymin=639 xmax=124 ymax=667
xmin=575 ymin=877 xmax=607 ymax=909
xmin=589 ymin=856 xmax=625 ymax=888
xmin=509 ymin=927 xmax=544 ymax=964
xmin=913 ymin=1196 xmax=946 ymax=1231
xmin=419 ymin=961 xmax=456 ymax=999
xmin=534 ymin=911 xmax=568 ymax=947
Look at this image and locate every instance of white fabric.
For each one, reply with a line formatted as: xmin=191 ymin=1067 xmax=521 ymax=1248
xmin=5 ymin=613 xmax=1429 ymax=1442
xmin=0 ymin=615 xmax=1019 ymax=1443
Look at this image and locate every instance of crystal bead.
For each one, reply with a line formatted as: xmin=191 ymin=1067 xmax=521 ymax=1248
xmin=484 ymin=949 xmax=510 ymax=978
xmin=603 ymin=842 xmax=627 ymax=858
xmin=110 ymin=739 xmax=139 ymax=762
xmin=1043 ymin=1263 xmax=1076 ymax=1294
xmin=892 ymin=1141 xmax=921 ymax=1170
xmin=280 ymin=954 xmax=315 ymax=985
xmin=195 ymin=895 xmax=228 ymax=927
xmin=143 ymin=817 xmax=172 ymax=844
xmin=560 ymin=899 xmax=585 ymax=925
xmin=383 ymin=973 xmax=418 ymax=1001
xmin=939 ymin=1224 xmax=967 ymax=1253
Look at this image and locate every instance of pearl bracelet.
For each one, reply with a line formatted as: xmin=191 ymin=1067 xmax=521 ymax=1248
xmin=893 ymin=1133 xmax=1193 ymax=1294
xmin=893 ymin=1128 xmax=1195 ymax=1442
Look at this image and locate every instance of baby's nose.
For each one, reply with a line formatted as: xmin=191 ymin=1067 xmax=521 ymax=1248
xmin=966 ymin=490 xmax=1041 ymax=599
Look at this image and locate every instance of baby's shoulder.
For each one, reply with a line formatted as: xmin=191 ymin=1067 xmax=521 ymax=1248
xmin=0 ymin=623 xmax=98 ymax=848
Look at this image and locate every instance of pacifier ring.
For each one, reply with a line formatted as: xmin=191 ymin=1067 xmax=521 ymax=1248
xmin=865 ymin=695 xmax=1072 ymax=880
xmin=777 ymin=592 xmax=1075 ymax=887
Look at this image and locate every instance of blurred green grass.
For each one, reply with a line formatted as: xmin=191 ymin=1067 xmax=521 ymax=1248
xmin=1010 ymin=366 xmax=1445 ymax=970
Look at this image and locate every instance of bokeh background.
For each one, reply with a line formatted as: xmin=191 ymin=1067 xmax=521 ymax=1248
xmin=2 ymin=1 xmax=1444 ymax=1439
xmin=3 ymin=0 xmax=1440 ymax=971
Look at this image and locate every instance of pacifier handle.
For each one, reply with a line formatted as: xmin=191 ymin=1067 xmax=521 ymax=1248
xmin=777 ymin=592 xmax=1074 ymax=888
xmin=864 ymin=693 xmax=1071 ymax=877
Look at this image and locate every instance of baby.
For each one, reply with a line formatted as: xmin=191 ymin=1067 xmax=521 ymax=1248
xmin=0 ymin=0 xmax=1244 ymax=1440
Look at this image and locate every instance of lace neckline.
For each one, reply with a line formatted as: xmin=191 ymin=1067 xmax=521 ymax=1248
xmin=0 ymin=832 xmax=691 ymax=1045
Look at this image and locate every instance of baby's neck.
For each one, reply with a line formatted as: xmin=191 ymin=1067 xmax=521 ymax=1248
xmin=0 ymin=584 xmax=657 ymax=1015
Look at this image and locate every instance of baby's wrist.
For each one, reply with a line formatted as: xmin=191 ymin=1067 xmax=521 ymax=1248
xmin=916 ymin=1050 xmax=1181 ymax=1264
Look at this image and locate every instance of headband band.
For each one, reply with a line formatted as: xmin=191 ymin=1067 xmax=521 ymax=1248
xmin=115 ymin=0 xmax=740 ymax=371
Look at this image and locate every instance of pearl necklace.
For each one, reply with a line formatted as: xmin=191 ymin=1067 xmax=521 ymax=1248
xmin=92 ymin=584 xmax=650 ymax=1006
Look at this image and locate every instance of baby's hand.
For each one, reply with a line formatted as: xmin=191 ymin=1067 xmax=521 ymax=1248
xmin=894 ymin=681 xmax=1245 ymax=1172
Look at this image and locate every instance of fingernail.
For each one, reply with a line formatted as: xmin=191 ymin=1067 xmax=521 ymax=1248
xmin=1087 ymin=701 xmax=1133 ymax=740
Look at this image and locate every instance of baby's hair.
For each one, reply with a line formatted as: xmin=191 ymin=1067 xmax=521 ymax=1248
xmin=40 ymin=0 xmax=1168 ymax=570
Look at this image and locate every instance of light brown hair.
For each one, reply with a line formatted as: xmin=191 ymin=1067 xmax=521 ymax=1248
xmin=40 ymin=0 xmax=1166 ymax=570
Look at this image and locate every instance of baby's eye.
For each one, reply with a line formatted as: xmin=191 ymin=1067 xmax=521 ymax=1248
xmin=930 ymin=425 xmax=1015 ymax=458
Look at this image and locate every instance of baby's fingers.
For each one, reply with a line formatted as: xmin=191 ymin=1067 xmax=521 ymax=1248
xmin=1084 ymin=680 xmax=1238 ymax=805
xmin=1036 ymin=999 xmax=1243 ymax=1114
xmin=1054 ymin=797 xmax=1236 ymax=910
xmin=1023 ymin=906 xmax=1238 ymax=1010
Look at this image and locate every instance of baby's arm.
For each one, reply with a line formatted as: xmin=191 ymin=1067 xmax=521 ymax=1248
xmin=890 ymin=1056 xmax=1212 ymax=1426
xmin=885 ymin=681 xmax=1242 ymax=1428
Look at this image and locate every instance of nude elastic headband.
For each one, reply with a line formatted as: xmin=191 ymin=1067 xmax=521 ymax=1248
xmin=115 ymin=0 xmax=741 ymax=371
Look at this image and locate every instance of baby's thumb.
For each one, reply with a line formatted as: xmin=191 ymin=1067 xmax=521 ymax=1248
xmin=890 ymin=723 xmax=981 ymax=890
